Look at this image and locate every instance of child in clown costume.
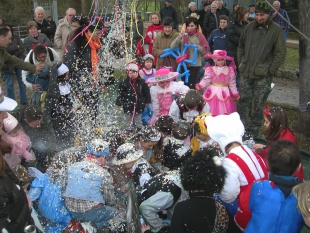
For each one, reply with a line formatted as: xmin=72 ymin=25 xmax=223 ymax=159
xmin=195 ymin=50 xmax=239 ymax=115
xmin=147 ymin=68 xmax=189 ymax=125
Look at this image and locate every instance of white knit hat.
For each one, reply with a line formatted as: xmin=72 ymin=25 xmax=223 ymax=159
xmin=205 ymin=112 xmax=244 ymax=155
xmin=57 ymin=63 xmax=69 ymax=76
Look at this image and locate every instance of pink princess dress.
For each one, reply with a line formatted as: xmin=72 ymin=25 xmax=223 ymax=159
xmin=196 ymin=63 xmax=239 ymax=115
xmin=147 ymin=68 xmax=189 ymax=124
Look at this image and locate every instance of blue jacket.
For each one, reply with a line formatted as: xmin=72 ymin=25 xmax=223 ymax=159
xmin=208 ymin=28 xmax=226 ymax=53
xmin=245 ymin=180 xmax=304 ymax=233
xmin=28 ymin=173 xmax=71 ymax=233
xmin=63 ymin=161 xmax=105 ymax=203
xmin=26 ymin=64 xmax=50 ymax=91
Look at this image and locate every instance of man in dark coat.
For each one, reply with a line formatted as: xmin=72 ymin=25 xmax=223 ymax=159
xmin=33 ymin=6 xmax=55 ymax=40
xmin=160 ymin=0 xmax=178 ymax=31
xmin=197 ymin=2 xmax=210 ymax=28
xmin=184 ymin=2 xmax=197 ymax=22
xmin=216 ymin=0 xmax=230 ymax=17
xmin=203 ymin=2 xmax=219 ymax=39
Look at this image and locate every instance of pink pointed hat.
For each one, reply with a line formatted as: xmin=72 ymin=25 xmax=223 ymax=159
xmin=145 ymin=68 xmax=179 ymax=84
xmin=204 ymin=50 xmax=234 ymax=61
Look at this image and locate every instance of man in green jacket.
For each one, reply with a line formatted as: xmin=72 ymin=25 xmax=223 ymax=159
xmin=237 ymin=0 xmax=286 ymax=137
xmin=0 ymin=27 xmax=43 ymax=74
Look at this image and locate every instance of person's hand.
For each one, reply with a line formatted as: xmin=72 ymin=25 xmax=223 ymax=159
xmin=116 ymin=106 xmax=121 ymax=110
xmin=179 ymin=31 xmax=185 ymax=39
xmin=35 ymin=63 xmax=45 ymax=73
xmin=38 ymin=30 xmax=41 ymax=33
xmin=26 ymin=195 xmax=32 ymax=209
xmin=141 ymin=225 xmax=151 ymax=233
xmin=145 ymin=103 xmax=149 ymax=107
xmin=272 ymin=11 xmax=277 ymax=18
xmin=195 ymin=84 xmax=200 ymax=90
xmin=252 ymin=144 xmax=265 ymax=150
xmin=32 ymin=84 xmax=41 ymax=92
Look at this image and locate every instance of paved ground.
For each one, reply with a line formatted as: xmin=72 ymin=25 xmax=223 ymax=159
xmin=267 ymin=76 xmax=299 ymax=109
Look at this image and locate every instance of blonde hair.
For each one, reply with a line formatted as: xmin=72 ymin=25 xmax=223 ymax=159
xmin=293 ymin=181 xmax=310 ymax=217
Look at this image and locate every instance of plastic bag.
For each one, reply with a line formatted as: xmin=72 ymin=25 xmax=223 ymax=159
xmin=141 ymin=105 xmax=154 ymax=125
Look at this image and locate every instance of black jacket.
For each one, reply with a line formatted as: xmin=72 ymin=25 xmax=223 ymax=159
xmin=197 ymin=9 xmax=207 ymax=28
xmin=217 ymin=7 xmax=230 ymax=17
xmin=160 ymin=6 xmax=178 ymax=29
xmin=203 ymin=10 xmax=220 ymax=38
xmin=0 ymin=163 xmax=32 ymax=232
xmin=226 ymin=18 xmax=247 ymax=67
xmin=116 ymin=77 xmax=151 ymax=114
xmin=33 ymin=18 xmax=55 ymax=39
xmin=1 ymin=33 xmax=25 ymax=74
xmin=169 ymin=192 xmax=242 ymax=233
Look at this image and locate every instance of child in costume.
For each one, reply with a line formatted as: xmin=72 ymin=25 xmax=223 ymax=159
xmin=235 ymin=140 xmax=304 ymax=232
xmin=205 ymin=112 xmax=267 ymax=215
xmin=163 ymin=120 xmax=192 ymax=170
xmin=195 ymin=50 xmax=239 ymax=115
xmin=45 ymin=62 xmax=74 ymax=148
xmin=148 ymin=68 xmax=189 ymax=125
xmin=2 ymin=113 xmax=35 ymax=168
xmin=169 ymin=89 xmax=210 ymax=123
xmin=169 ymin=148 xmax=242 ymax=233
xmin=139 ymin=54 xmax=156 ymax=81
xmin=139 ymin=170 xmax=184 ymax=233
xmin=190 ymin=113 xmax=221 ymax=155
xmin=112 ymin=143 xmax=155 ymax=189
xmin=252 ymin=105 xmax=304 ymax=181
xmin=116 ymin=62 xmax=151 ymax=129
xmin=130 ymin=126 xmax=163 ymax=171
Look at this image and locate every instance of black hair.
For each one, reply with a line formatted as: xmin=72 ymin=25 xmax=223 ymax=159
xmin=268 ymin=140 xmax=301 ymax=176
xmin=24 ymin=105 xmax=43 ymax=122
xmin=33 ymin=44 xmax=47 ymax=56
xmin=172 ymin=120 xmax=190 ymax=140
xmin=219 ymin=15 xmax=229 ymax=21
xmin=2 ymin=24 xmax=13 ymax=34
xmin=72 ymin=13 xmax=89 ymax=27
xmin=185 ymin=17 xmax=199 ymax=27
xmin=162 ymin=17 xmax=174 ymax=27
xmin=181 ymin=148 xmax=226 ymax=194
xmin=87 ymin=19 xmax=103 ymax=32
xmin=155 ymin=115 xmax=174 ymax=135
xmin=0 ymin=27 xmax=10 ymax=36
xmin=184 ymin=90 xmax=202 ymax=109
xmin=104 ymin=127 xmax=126 ymax=154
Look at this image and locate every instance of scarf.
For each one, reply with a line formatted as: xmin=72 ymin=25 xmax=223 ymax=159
xmin=83 ymin=32 xmax=101 ymax=79
xmin=84 ymin=154 xmax=108 ymax=169
xmin=183 ymin=29 xmax=210 ymax=54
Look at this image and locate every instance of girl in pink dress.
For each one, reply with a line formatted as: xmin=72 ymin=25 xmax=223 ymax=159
xmin=195 ymin=50 xmax=240 ymax=115
xmin=147 ymin=68 xmax=189 ymax=125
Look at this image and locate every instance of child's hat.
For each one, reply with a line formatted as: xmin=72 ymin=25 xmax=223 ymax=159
xmin=57 ymin=63 xmax=69 ymax=76
xmin=205 ymin=112 xmax=244 ymax=154
xmin=204 ymin=50 xmax=234 ymax=61
xmin=194 ymin=113 xmax=211 ymax=136
xmin=126 ymin=62 xmax=140 ymax=72
xmin=146 ymin=68 xmax=179 ymax=84
xmin=2 ymin=113 xmax=18 ymax=133
xmin=86 ymin=139 xmax=110 ymax=157
xmin=113 ymin=143 xmax=143 ymax=165
xmin=0 ymin=88 xmax=17 ymax=112
xmin=143 ymin=54 xmax=154 ymax=61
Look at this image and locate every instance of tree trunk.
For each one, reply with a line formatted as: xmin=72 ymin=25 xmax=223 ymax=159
xmin=81 ymin=0 xmax=92 ymax=15
xmin=298 ymin=0 xmax=310 ymax=136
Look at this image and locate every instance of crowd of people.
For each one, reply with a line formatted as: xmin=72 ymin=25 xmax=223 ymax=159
xmin=0 ymin=0 xmax=307 ymax=232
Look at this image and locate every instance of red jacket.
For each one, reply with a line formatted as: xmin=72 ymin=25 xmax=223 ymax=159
xmin=143 ymin=24 xmax=163 ymax=64
xmin=259 ymin=128 xmax=304 ymax=181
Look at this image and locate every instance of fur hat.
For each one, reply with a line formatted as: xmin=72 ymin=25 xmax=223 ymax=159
xmin=2 ymin=113 xmax=18 ymax=133
xmin=146 ymin=68 xmax=179 ymax=84
xmin=193 ymin=113 xmax=211 ymax=136
xmin=205 ymin=112 xmax=244 ymax=155
xmin=86 ymin=139 xmax=110 ymax=157
xmin=255 ymin=0 xmax=270 ymax=14
xmin=113 ymin=143 xmax=143 ymax=165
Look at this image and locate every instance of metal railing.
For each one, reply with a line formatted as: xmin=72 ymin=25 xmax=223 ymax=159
xmin=12 ymin=25 xmax=28 ymax=39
